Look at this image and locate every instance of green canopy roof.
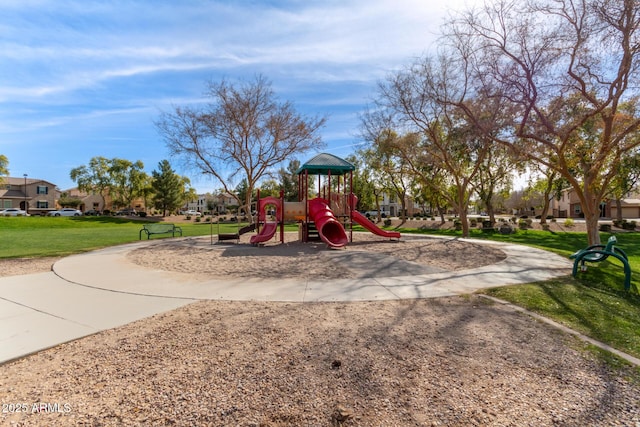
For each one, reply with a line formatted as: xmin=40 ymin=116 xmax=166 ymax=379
xmin=297 ymin=153 xmax=355 ymax=176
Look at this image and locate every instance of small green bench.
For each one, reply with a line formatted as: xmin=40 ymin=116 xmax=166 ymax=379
xmin=570 ymin=235 xmax=632 ymax=290
xmin=139 ymin=223 xmax=183 ymax=240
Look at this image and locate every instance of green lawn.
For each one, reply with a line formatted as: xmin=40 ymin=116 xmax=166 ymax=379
xmin=0 ymin=216 xmax=222 ymax=257
xmin=2 ymin=216 xmax=640 ymax=371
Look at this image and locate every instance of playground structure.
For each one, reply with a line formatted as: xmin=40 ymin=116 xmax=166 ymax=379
xmin=243 ymin=153 xmax=401 ymax=248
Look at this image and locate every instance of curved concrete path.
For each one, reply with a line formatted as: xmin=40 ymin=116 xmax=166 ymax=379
xmin=0 ymin=235 xmax=572 ymax=364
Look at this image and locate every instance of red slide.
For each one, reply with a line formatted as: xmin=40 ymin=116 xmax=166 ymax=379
xmin=308 ymin=198 xmax=349 ymax=248
xmin=351 ymin=210 xmax=401 ymax=239
xmin=347 ymin=195 xmax=400 ymax=239
xmin=250 ymin=222 xmax=278 ymax=244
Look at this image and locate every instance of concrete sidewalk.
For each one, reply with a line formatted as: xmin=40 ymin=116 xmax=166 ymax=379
xmin=0 ymin=236 xmax=572 ymax=364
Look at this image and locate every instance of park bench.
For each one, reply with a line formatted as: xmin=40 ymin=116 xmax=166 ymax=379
xmin=570 ymin=235 xmax=632 ymax=291
xmin=139 ymin=223 xmax=183 ymax=240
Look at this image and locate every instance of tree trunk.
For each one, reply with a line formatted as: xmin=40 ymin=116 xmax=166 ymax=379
xmin=486 ymin=200 xmax=496 ymax=225
xmin=585 ymin=211 xmax=601 ymax=246
xmin=581 ymin=186 xmax=601 ymax=245
xmin=539 ymin=196 xmax=551 ymax=225
xmin=457 ymin=210 xmax=469 ymax=237
xmin=437 ymin=203 xmax=446 ymax=223
xmin=454 ymin=186 xmax=470 ymax=237
xmin=615 ymin=198 xmax=623 ymax=222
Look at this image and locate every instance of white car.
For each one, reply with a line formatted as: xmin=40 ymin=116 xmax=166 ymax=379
xmin=185 ymin=210 xmax=202 ymax=216
xmin=48 ymin=208 xmax=83 ymax=217
xmin=0 ymin=208 xmax=29 ymax=216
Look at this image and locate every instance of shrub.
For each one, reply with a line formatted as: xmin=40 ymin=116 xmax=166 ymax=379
xmin=623 ymin=220 xmax=636 ymax=230
xmin=195 ymin=217 xmax=201 ymax=222
xmin=499 ymin=224 xmax=515 ymax=234
xmin=599 ymin=224 xmax=612 ymax=232
xmin=186 ymin=215 xmax=192 ymax=220
xmin=138 ymin=212 xmax=147 ymax=218
xmin=383 ymin=219 xmax=392 ymax=227
xmin=518 ymin=219 xmax=529 ymax=229
xmin=470 ymin=218 xmax=478 ymax=227
xmin=563 ymin=218 xmax=575 ymax=227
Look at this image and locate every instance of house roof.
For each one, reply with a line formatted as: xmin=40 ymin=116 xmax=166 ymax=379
xmin=0 ymin=189 xmax=26 ymax=199
xmin=297 ymin=153 xmax=355 ymax=176
xmin=3 ymin=176 xmax=55 ymax=186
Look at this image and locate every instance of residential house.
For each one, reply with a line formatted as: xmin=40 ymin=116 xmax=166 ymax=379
xmin=0 ymin=177 xmax=58 ymax=215
xmin=551 ymin=188 xmax=639 ymax=219
xmin=185 ymin=192 xmax=237 ymax=215
xmin=64 ymin=187 xmax=147 ymax=213
xmin=610 ymin=197 xmax=640 ymax=219
xmin=366 ymin=192 xmax=425 ymax=217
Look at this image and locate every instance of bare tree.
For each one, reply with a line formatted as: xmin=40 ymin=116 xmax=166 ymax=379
xmin=155 ymin=75 xmax=326 ymax=218
xmin=475 ymin=143 xmax=521 ymax=225
xmin=363 ymin=53 xmax=506 ymax=237
xmin=448 ymin=0 xmax=640 ymax=244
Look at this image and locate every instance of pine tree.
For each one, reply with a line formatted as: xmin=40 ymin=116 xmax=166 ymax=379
xmin=151 ymin=160 xmax=184 ymax=217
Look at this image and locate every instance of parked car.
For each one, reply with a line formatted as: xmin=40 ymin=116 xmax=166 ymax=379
xmin=185 ymin=210 xmax=202 ymax=216
xmin=115 ymin=209 xmax=137 ymax=216
xmin=48 ymin=208 xmax=83 ymax=217
xmin=0 ymin=208 xmax=29 ymax=216
xmin=84 ymin=209 xmax=101 ymax=216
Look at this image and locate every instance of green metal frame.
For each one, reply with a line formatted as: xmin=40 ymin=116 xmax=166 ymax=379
xmin=570 ymin=236 xmax=632 ymax=290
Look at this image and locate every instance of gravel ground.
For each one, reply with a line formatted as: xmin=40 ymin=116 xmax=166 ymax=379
xmin=1 ymin=234 xmax=639 ymax=426
xmin=1 ymin=298 xmax=639 ymax=426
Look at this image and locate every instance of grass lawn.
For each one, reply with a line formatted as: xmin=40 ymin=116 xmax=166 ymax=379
xmin=2 ymin=216 xmax=640 ymax=369
xmin=0 ymin=216 xmax=231 ymax=258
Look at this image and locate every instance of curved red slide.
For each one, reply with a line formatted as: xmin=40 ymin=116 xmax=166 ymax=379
xmin=348 ymin=194 xmax=400 ymax=239
xmin=250 ymin=222 xmax=278 ymax=244
xmin=308 ymin=198 xmax=349 ymax=248
xmin=351 ymin=210 xmax=401 ymax=239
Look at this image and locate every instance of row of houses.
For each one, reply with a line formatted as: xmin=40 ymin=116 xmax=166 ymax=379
xmin=0 ymin=177 xmax=135 ymax=215
xmin=2 ymin=175 xmax=639 ymax=219
xmin=0 ymin=176 xmax=235 ymax=216
xmin=514 ymin=188 xmax=640 ymax=219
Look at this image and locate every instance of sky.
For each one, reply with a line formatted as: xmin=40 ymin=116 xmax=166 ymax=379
xmin=0 ymin=0 xmax=476 ymax=193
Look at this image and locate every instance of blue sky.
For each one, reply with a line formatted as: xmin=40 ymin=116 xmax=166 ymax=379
xmin=0 ymin=0 xmax=473 ymax=193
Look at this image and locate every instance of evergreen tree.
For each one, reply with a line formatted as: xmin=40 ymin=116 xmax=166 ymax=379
xmin=279 ymin=159 xmax=300 ymax=201
xmin=151 ymin=160 xmax=184 ymax=217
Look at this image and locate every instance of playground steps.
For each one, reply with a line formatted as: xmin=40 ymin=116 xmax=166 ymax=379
xmin=306 ymin=222 xmax=321 ymax=242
